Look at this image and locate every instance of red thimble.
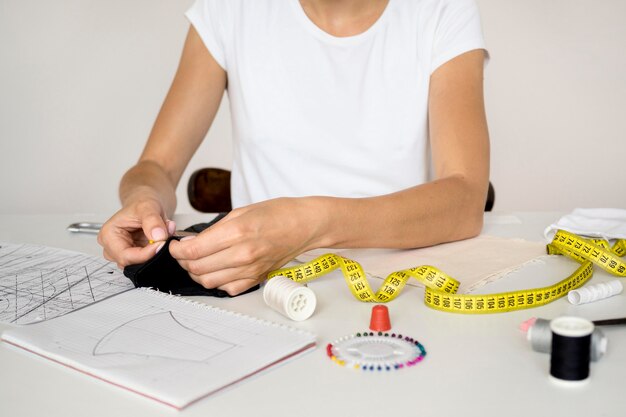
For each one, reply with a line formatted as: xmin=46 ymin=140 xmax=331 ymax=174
xmin=369 ymin=305 xmax=391 ymax=332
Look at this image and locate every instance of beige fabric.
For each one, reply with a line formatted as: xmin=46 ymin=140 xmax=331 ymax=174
xmin=296 ymin=236 xmax=546 ymax=294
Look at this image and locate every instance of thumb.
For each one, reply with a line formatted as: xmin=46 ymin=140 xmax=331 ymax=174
xmin=138 ymin=209 xmax=169 ymax=243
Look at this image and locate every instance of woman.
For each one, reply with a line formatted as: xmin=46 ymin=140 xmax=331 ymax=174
xmin=98 ymin=0 xmax=490 ymax=296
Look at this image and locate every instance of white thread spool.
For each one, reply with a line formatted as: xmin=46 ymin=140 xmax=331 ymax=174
xmin=263 ymin=276 xmax=316 ymax=321
xmin=568 ymin=280 xmax=623 ymax=305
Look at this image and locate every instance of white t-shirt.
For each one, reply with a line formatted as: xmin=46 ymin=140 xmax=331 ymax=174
xmin=186 ymin=0 xmax=487 ymax=208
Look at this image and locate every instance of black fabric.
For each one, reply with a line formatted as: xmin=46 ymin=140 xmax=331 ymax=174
xmin=123 ymin=213 xmax=259 ymax=297
xmin=182 ymin=212 xmax=228 ymax=234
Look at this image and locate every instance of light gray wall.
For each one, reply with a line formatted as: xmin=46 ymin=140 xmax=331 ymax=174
xmin=481 ymin=0 xmax=626 ymax=212
xmin=1 ymin=0 xmax=624 ymax=217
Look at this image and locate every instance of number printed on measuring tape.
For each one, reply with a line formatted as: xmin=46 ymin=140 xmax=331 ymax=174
xmin=267 ymin=230 xmax=626 ymax=314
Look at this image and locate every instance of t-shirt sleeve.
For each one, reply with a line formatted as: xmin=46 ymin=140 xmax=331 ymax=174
xmin=430 ymin=0 xmax=488 ymax=74
xmin=185 ymin=0 xmax=227 ymax=70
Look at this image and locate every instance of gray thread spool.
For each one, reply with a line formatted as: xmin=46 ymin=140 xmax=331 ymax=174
xmin=528 ymin=318 xmax=607 ymax=362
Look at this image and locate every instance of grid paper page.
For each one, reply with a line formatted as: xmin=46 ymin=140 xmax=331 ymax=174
xmin=0 ymin=242 xmax=133 ymax=324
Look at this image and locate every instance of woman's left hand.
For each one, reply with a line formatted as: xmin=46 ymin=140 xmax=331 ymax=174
xmin=168 ymin=197 xmax=329 ymax=295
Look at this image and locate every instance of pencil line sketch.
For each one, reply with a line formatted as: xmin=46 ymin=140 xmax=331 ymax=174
xmin=93 ymin=311 xmax=239 ymax=362
xmin=0 ymin=242 xmax=133 ymax=324
xmin=2 ymin=288 xmax=317 ymax=409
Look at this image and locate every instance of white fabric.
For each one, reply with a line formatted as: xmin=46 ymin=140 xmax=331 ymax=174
xmin=186 ymin=0 xmax=488 ymax=207
xmin=544 ymin=208 xmax=626 ymax=241
xmin=296 ymin=236 xmax=546 ymax=294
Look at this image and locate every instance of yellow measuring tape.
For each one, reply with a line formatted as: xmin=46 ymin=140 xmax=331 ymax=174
xmin=268 ymin=230 xmax=626 ymax=314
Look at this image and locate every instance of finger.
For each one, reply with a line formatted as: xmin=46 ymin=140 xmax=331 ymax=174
xmin=99 ymin=217 xmax=149 ymax=261
xmin=187 ymin=264 xmax=265 ymax=290
xmin=166 ymin=219 xmax=176 ymax=236
xmin=102 ymin=249 xmax=125 ymax=271
xmin=100 ymin=228 xmax=136 ymax=262
xmin=169 ymin=235 xmax=211 ymax=261
xmin=124 ymin=245 xmax=162 ymax=266
xmin=136 ymin=208 xmax=168 ymax=242
xmin=169 ymin=219 xmax=249 ymax=261
xmin=103 ymin=249 xmax=129 ymax=271
xmin=114 ymin=243 xmax=161 ymax=267
xmin=102 ymin=248 xmax=114 ymax=262
xmin=187 ymin=268 xmax=237 ymax=289
xmin=176 ymin=244 xmax=260 ymax=276
xmin=218 ymin=278 xmax=260 ymax=296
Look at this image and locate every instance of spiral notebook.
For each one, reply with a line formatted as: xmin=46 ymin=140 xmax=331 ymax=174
xmin=1 ymin=288 xmax=316 ymax=409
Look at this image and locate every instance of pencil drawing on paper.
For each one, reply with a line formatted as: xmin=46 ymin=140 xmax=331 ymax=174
xmin=0 ymin=242 xmax=133 ymax=324
xmin=1 ymin=288 xmax=317 ymax=409
xmin=93 ymin=311 xmax=238 ymax=362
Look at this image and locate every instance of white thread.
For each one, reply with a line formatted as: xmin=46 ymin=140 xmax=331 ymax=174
xmin=567 ymin=280 xmax=623 ymax=305
xmin=263 ymin=276 xmax=317 ymax=321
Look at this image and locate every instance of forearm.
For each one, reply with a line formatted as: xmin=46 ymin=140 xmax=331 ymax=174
xmin=309 ymin=174 xmax=486 ymax=250
xmin=116 ymin=26 xmax=227 ymax=219
xmin=119 ymin=160 xmax=178 ymax=218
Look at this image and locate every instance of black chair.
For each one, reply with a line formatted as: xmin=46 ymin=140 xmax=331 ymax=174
xmin=187 ymin=168 xmax=232 ymax=213
xmin=485 ymin=182 xmax=495 ymax=212
xmin=188 ymin=168 xmax=495 ymax=212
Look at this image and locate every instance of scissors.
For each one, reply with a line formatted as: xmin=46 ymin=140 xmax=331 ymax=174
xmin=66 ymin=222 xmax=103 ymax=234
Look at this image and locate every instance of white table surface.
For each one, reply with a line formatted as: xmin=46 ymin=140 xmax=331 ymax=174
xmin=1 ymin=212 xmax=625 ymax=417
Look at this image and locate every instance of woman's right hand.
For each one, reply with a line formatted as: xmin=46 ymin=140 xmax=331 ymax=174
xmin=97 ymin=24 xmax=227 ymax=269
xmin=97 ymin=197 xmax=175 ymax=269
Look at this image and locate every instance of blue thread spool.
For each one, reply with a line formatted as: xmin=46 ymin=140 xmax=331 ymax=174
xmin=549 ymin=317 xmax=594 ymax=385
